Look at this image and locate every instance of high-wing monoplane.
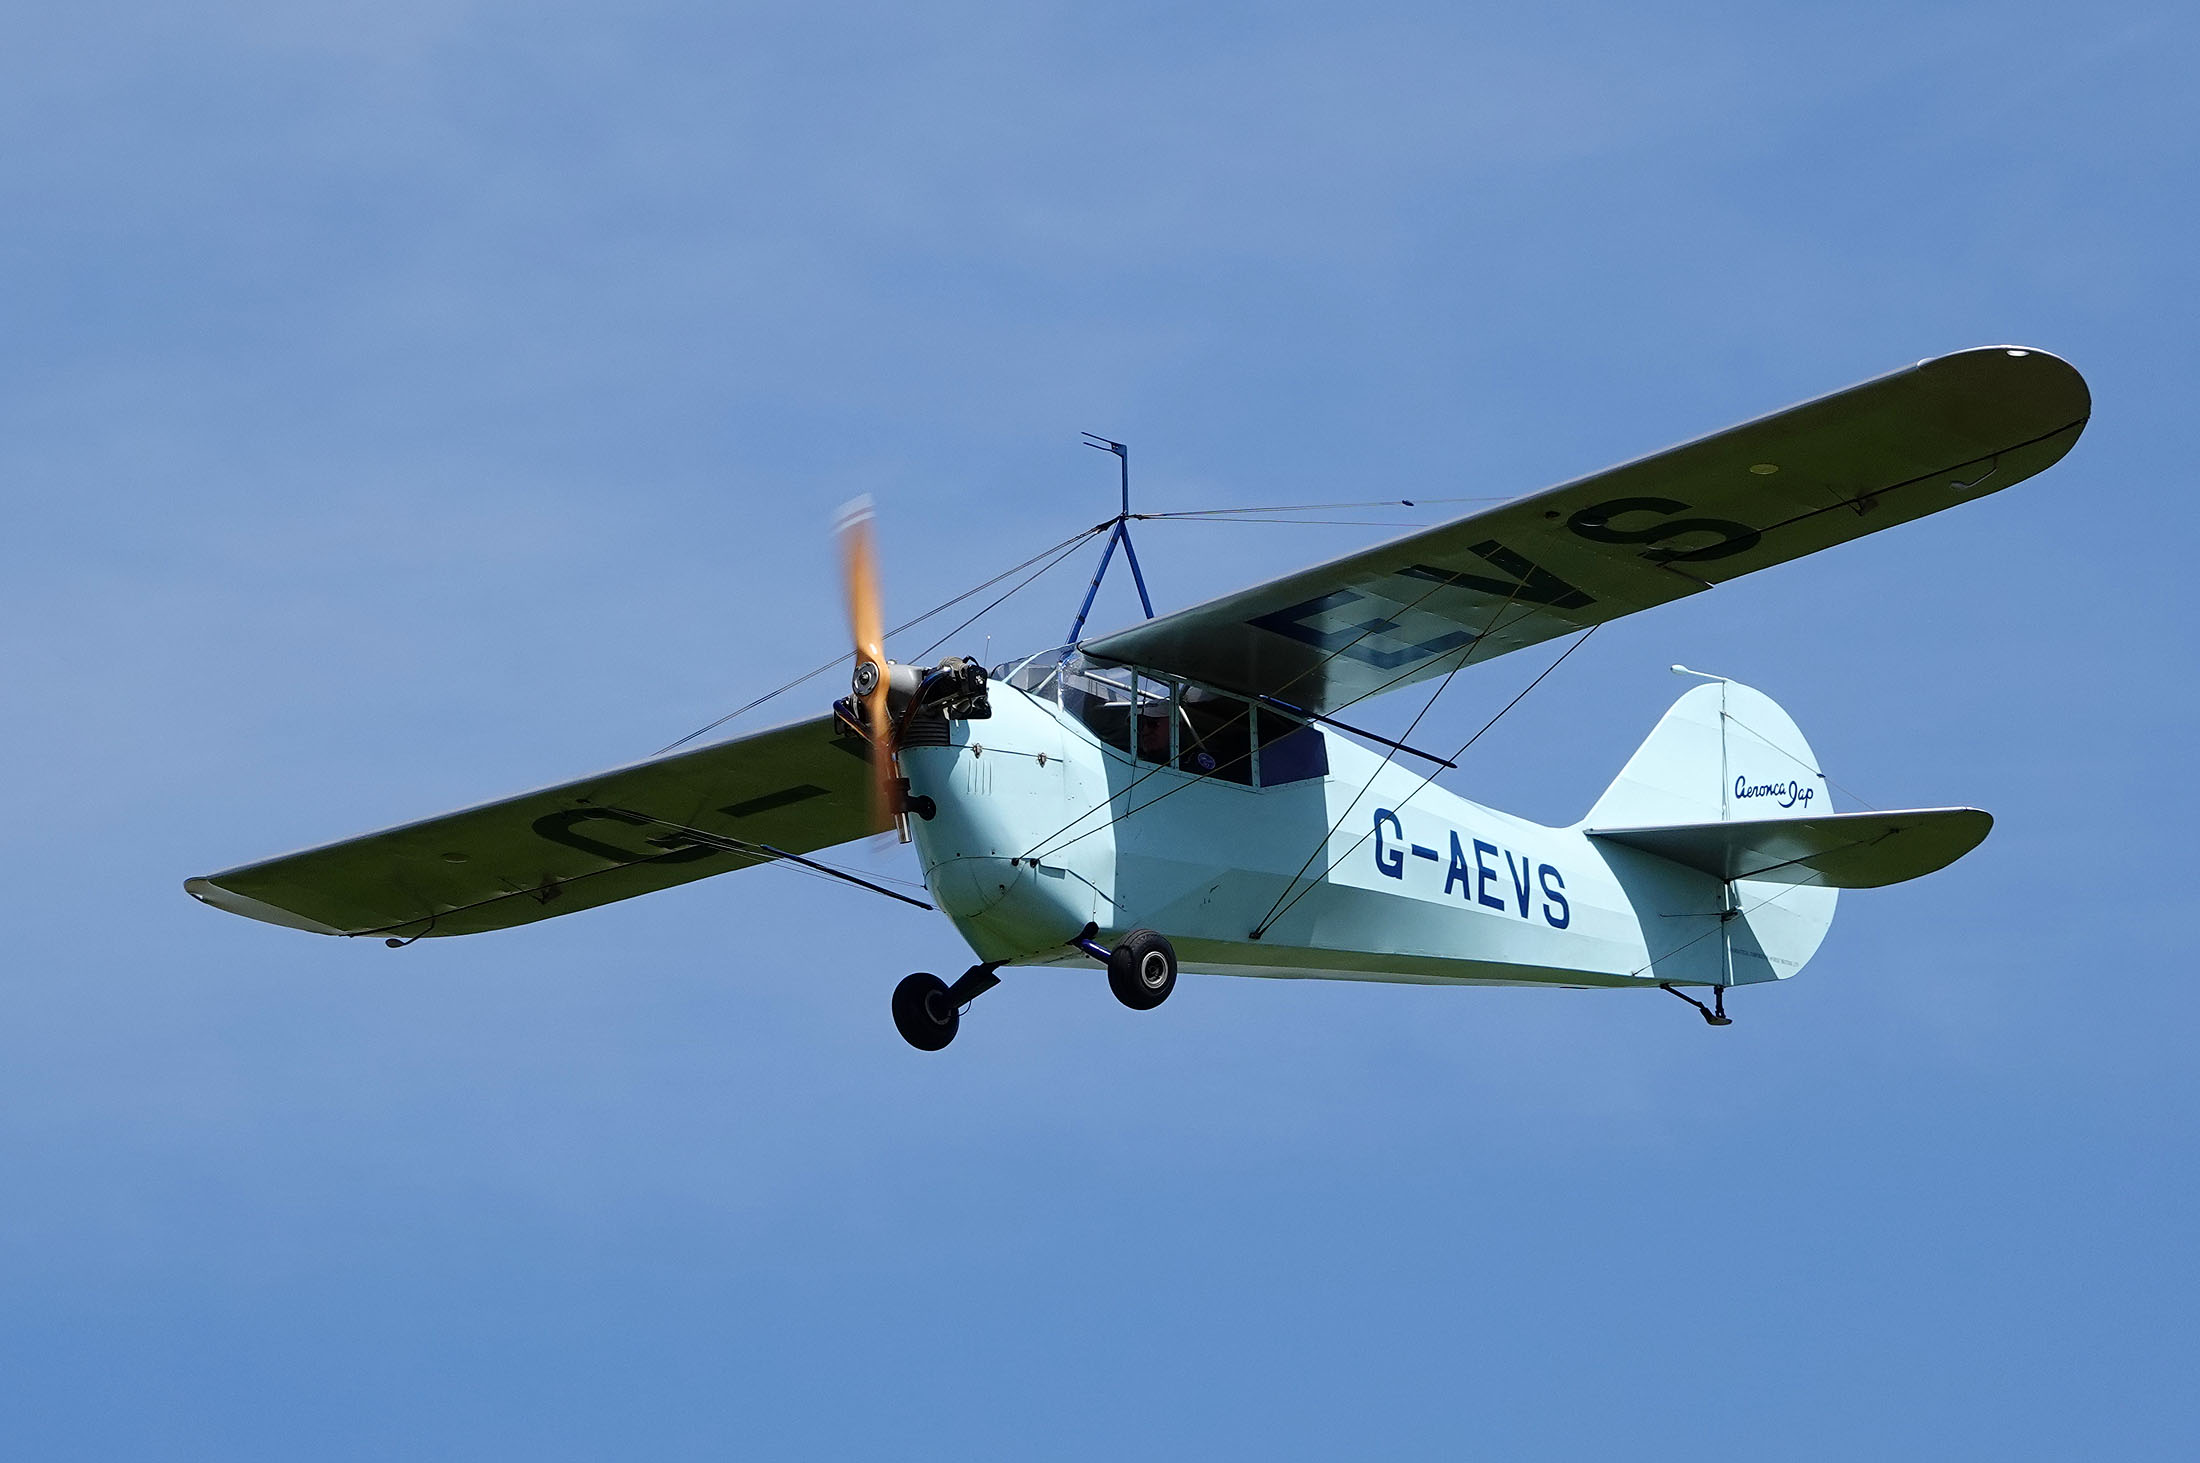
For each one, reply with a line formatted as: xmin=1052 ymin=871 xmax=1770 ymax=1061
xmin=189 ymin=347 xmax=2089 ymax=1047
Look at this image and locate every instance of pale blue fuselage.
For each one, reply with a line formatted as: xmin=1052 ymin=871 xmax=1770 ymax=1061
xmin=904 ymin=679 xmax=1835 ymax=990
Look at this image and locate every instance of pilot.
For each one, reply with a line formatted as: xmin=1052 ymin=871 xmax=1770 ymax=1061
xmin=1136 ymin=705 xmax=1171 ymax=763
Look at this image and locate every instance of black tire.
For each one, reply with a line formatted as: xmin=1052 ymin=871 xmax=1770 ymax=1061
xmin=892 ymin=972 xmax=958 ymax=1051
xmin=1107 ymin=929 xmax=1177 ymax=1011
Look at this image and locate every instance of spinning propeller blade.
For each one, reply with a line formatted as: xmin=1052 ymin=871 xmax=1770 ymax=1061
xmin=835 ymin=496 xmax=901 ymax=838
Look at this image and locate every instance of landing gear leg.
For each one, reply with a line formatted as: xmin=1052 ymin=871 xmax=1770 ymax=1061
xmin=1070 ymin=924 xmax=1179 ymax=1011
xmin=892 ymin=963 xmax=1002 ymax=1051
xmin=1660 ymin=982 xmax=1733 ymax=1027
xmin=944 ymin=962 xmax=1002 ymax=1008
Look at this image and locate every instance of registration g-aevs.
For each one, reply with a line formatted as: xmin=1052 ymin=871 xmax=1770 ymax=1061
xmin=188 ymin=346 xmax=2089 ymax=1048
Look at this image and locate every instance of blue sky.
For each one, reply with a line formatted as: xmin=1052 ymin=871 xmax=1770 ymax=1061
xmin=3 ymin=2 xmax=2194 ymax=1457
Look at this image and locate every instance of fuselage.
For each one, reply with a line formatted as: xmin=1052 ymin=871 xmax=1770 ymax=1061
xmin=903 ymin=666 xmax=1833 ymax=989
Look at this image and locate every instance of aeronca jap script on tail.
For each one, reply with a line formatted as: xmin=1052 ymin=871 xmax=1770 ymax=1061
xmin=1371 ymin=808 xmax=1571 ymax=928
xmin=1734 ymin=776 xmax=1817 ymax=810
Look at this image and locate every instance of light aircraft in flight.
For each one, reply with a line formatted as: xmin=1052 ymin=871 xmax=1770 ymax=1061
xmin=188 ymin=346 xmax=2089 ymax=1049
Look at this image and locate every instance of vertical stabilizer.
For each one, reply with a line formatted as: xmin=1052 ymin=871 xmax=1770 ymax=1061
xmin=1583 ymin=679 xmax=1838 ymax=983
xmin=1584 ymin=680 xmax=1829 ymax=829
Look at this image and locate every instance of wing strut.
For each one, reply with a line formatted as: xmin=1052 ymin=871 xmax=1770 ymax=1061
xmin=610 ymin=811 xmax=937 ymax=911
xmin=1063 ymin=435 xmax=1155 ymax=652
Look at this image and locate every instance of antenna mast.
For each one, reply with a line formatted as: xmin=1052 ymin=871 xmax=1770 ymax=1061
xmin=1063 ymin=434 xmax=1156 ymax=652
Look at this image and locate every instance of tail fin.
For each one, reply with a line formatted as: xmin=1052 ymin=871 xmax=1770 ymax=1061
xmin=1584 ymin=679 xmax=1829 ymax=830
xmin=1583 ymin=678 xmax=1838 ymax=984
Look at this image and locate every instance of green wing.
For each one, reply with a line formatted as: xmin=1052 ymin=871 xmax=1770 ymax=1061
xmin=187 ymin=714 xmax=883 ymax=938
xmin=1084 ymin=347 xmax=2088 ymax=714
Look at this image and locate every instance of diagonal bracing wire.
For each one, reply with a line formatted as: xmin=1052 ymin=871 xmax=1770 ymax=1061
xmin=1250 ymin=624 xmax=1601 ymax=939
xmin=653 ymin=520 xmax=1112 ymax=755
xmin=1015 ymin=563 xmax=1541 ymax=864
xmin=913 ymin=525 xmax=1114 ymax=662
xmin=1148 ymin=516 xmax=1439 ymax=527
xmin=1715 ymin=710 xmax=1879 ymax=813
xmin=1133 ymin=494 xmax=1513 ymax=517
xmin=1023 ymin=579 xmax=1586 ymax=875
xmin=655 ymin=486 xmax=1516 ymax=758
xmin=1628 ymin=878 xmax=1808 ymax=981
xmin=1021 ymin=591 xmax=1584 ymax=869
xmin=1243 ymin=578 xmax=1537 ymax=938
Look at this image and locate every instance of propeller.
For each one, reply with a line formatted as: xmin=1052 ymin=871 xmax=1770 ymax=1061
xmin=836 ymin=496 xmax=903 ymax=839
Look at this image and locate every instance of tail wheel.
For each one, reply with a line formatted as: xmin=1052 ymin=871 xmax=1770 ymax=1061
xmin=1108 ymin=929 xmax=1177 ymax=1011
xmin=892 ymin=972 xmax=958 ymax=1051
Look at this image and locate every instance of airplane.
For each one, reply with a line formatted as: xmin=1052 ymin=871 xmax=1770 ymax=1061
xmin=186 ymin=346 xmax=2090 ymax=1049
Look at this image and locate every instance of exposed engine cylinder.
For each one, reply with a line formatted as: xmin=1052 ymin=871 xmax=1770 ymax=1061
xmin=838 ymin=656 xmax=991 ymax=747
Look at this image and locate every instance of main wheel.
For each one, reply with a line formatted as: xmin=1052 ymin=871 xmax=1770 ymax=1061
xmin=1107 ymin=929 xmax=1177 ymax=1011
xmin=892 ymin=972 xmax=959 ymax=1051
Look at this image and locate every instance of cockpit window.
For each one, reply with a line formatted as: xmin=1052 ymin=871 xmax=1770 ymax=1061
xmin=1134 ymin=674 xmax=1174 ymax=763
xmin=1256 ymin=711 xmax=1329 ymax=786
xmin=1059 ymin=664 xmax=1136 ymax=756
xmin=1050 ymin=654 xmax=1325 ymax=787
xmin=1176 ymin=685 xmax=1253 ymax=784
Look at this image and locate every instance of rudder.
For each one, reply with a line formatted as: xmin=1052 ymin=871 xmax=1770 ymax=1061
xmin=1583 ymin=678 xmax=1838 ymax=984
xmin=1584 ymin=679 xmax=1829 ymax=829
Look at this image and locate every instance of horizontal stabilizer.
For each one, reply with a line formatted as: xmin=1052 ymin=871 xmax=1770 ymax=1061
xmin=1586 ymin=808 xmax=1992 ymax=889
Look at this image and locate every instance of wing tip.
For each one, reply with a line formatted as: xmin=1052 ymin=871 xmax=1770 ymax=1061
xmin=1921 ymin=344 xmax=2091 ymax=420
xmin=1940 ymin=805 xmax=1995 ymax=856
xmin=184 ymin=876 xmax=347 ymax=936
